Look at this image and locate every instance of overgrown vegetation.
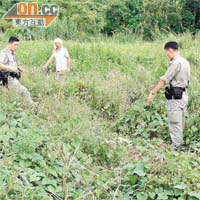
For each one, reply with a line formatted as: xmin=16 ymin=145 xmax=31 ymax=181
xmin=0 ymin=33 xmax=199 ymax=199
xmin=1 ymin=0 xmax=200 ymax=40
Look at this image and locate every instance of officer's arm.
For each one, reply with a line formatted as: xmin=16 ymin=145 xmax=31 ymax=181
xmin=148 ymin=80 xmax=165 ymax=105
xmin=160 ymin=62 xmax=180 ymax=84
xmin=0 ymin=64 xmax=10 ymax=71
xmin=150 ymin=80 xmax=165 ymax=95
xmin=148 ymin=62 xmax=179 ymax=105
xmin=0 ymin=64 xmax=18 ymax=72
xmin=152 ymin=62 xmax=180 ymax=95
xmin=0 ymin=52 xmax=15 ymax=71
xmin=0 ymin=52 xmax=9 ymax=71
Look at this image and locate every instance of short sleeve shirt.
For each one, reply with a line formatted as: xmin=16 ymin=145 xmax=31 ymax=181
xmin=160 ymin=55 xmax=191 ymax=88
xmin=0 ymin=47 xmax=17 ymax=67
xmin=51 ymin=47 xmax=69 ymax=71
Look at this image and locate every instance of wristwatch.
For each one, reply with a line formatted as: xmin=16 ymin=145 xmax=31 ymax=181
xmin=150 ymin=90 xmax=155 ymax=95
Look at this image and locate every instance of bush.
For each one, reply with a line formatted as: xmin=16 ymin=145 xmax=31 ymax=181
xmin=180 ymin=0 xmax=200 ymax=33
xmin=103 ymin=0 xmax=143 ymax=35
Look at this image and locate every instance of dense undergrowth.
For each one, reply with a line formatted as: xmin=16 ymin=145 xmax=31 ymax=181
xmin=0 ymin=33 xmax=200 ymax=199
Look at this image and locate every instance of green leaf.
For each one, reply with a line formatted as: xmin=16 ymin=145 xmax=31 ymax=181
xmin=174 ymin=184 xmax=187 ymax=190
xmin=137 ymin=193 xmax=148 ymax=200
xmin=129 ymin=175 xmax=138 ymax=185
xmin=188 ymin=192 xmax=200 ymax=199
xmin=133 ymin=163 xmax=146 ymax=177
xmin=148 ymin=191 xmax=156 ymax=199
xmin=158 ymin=192 xmax=168 ymax=200
xmin=174 ymin=189 xmax=183 ymax=196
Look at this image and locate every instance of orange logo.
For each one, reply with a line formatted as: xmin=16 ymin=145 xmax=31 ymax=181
xmin=2 ymin=2 xmax=59 ymax=27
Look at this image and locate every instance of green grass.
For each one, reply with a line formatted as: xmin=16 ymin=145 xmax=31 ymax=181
xmin=0 ymin=33 xmax=200 ymax=199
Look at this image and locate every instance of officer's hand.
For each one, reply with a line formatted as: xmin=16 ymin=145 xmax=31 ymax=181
xmin=18 ymin=66 xmax=25 ymax=72
xmin=10 ymin=66 xmax=19 ymax=72
xmin=147 ymin=93 xmax=153 ymax=105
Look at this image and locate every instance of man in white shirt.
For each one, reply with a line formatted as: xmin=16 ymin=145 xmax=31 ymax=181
xmin=44 ymin=38 xmax=71 ymax=82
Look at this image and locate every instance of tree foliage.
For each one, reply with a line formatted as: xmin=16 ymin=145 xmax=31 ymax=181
xmin=0 ymin=0 xmax=200 ymax=40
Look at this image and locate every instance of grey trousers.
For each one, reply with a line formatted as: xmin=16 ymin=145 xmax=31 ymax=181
xmin=56 ymin=70 xmax=68 ymax=83
xmin=7 ymin=77 xmax=34 ymax=105
xmin=166 ymin=93 xmax=188 ymax=147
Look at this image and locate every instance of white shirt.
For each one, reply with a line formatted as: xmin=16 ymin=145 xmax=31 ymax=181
xmin=51 ymin=47 xmax=69 ymax=71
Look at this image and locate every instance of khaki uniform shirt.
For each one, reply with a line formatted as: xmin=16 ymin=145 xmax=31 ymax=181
xmin=160 ymin=55 xmax=190 ymax=88
xmin=0 ymin=47 xmax=17 ymax=67
xmin=160 ymin=55 xmax=191 ymax=111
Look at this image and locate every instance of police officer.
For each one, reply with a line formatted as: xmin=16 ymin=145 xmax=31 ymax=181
xmin=0 ymin=36 xmax=34 ymax=105
xmin=148 ymin=41 xmax=191 ymax=149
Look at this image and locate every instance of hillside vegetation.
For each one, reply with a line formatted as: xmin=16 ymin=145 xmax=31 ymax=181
xmin=1 ymin=0 xmax=200 ymax=40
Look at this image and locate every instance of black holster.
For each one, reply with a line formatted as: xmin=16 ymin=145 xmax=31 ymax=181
xmin=165 ymin=84 xmax=184 ymax=100
xmin=0 ymin=71 xmax=21 ymax=86
xmin=172 ymin=87 xmax=184 ymax=99
xmin=165 ymin=86 xmax=173 ymax=100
